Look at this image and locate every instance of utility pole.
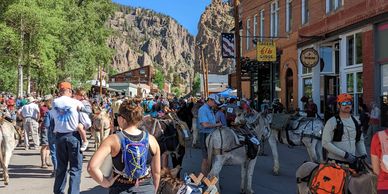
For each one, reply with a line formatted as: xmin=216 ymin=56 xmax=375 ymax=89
xmin=17 ymin=17 xmax=24 ymax=98
xmin=200 ymin=46 xmax=208 ymax=99
xmin=234 ymin=0 xmax=242 ymax=98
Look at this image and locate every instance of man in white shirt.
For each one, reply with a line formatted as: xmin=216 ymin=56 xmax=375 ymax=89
xmin=51 ymin=82 xmax=91 ymax=194
xmin=19 ymin=96 xmax=40 ymax=150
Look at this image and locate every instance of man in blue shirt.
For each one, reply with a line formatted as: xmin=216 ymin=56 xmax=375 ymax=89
xmin=198 ymin=94 xmax=222 ymax=175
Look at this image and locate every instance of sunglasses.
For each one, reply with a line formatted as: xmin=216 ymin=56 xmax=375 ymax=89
xmin=339 ymin=101 xmax=352 ymax=106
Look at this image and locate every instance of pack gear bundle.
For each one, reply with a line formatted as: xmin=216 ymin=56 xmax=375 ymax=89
xmin=309 ymin=163 xmax=347 ymax=194
xmin=378 ymin=131 xmax=388 ymax=173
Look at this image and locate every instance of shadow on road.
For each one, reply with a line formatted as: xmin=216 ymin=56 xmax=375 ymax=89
xmin=14 ymin=152 xmax=40 ymax=156
xmin=81 ymin=186 xmax=108 ymax=194
xmin=9 ymin=164 xmax=52 ymax=179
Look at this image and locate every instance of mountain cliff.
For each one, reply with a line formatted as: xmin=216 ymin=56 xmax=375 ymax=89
xmin=107 ymin=5 xmax=195 ymax=91
xmin=195 ymin=0 xmax=235 ymax=74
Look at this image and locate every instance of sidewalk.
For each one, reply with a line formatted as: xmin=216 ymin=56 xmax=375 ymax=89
xmin=0 ymin=144 xmax=107 ymax=194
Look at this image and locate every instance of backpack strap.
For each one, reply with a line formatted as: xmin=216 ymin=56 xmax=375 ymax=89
xmin=351 ymin=115 xmax=362 ymax=142
xmin=333 ymin=115 xmax=343 ymax=142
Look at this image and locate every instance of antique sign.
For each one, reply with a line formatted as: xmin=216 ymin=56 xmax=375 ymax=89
xmin=256 ymin=41 xmax=276 ymax=62
xmin=300 ymin=48 xmax=319 ymax=68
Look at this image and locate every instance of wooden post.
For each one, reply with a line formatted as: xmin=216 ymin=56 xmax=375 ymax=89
xmin=234 ymin=0 xmax=242 ymax=98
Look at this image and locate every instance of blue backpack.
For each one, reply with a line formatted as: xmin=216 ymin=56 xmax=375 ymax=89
xmin=119 ymin=131 xmax=150 ymax=180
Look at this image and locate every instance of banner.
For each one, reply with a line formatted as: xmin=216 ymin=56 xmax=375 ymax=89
xmin=221 ymin=33 xmax=235 ymax=58
xmin=256 ymin=41 xmax=276 ymax=62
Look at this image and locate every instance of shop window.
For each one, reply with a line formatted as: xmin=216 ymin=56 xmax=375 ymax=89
xmin=346 ymin=72 xmax=363 ymax=115
xmin=285 ymin=0 xmax=292 ymax=33
xmin=382 ymin=64 xmax=388 ymax=93
xmin=270 ymin=0 xmax=279 ymax=37
xmin=303 ymin=78 xmax=313 ymax=98
xmin=303 ymin=67 xmax=312 ymax=74
xmin=260 ymin=9 xmax=265 ymax=41
xmin=246 ymin=18 xmax=251 ymax=50
xmin=346 ymin=33 xmax=363 ymax=66
xmin=320 ymin=46 xmax=334 ymax=73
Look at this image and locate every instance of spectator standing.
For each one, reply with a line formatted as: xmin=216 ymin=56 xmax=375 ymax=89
xmin=19 ymin=96 xmax=40 ymax=150
xmin=215 ymin=105 xmax=227 ymax=127
xmin=51 ymin=82 xmax=91 ymax=194
xmin=370 ymin=102 xmax=381 ymax=135
xmin=305 ymin=98 xmax=318 ymax=118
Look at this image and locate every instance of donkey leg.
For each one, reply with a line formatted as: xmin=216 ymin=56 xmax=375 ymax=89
xmin=241 ymin=162 xmax=247 ymax=194
xmin=303 ymin=138 xmax=317 ymax=162
xmin=316 ymin=140 xmax=323 ymax=163
xmin=246 ymin=158 xmax=257 ymax=194
xmin=208 ymin=155 xmax=227 ymax=192
xmin=268 ymin=131 xmax=280 ymax=175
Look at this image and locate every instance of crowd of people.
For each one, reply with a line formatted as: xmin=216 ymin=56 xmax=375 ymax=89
xmin=1 ymin=86 xmax=387 ymax=193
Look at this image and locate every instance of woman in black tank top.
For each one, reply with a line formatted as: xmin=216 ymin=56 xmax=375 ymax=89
xmin=88 ymin=98 xmax=161 ymax=194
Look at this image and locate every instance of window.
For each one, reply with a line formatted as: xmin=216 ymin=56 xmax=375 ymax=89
xmin=302 ymin=0 xmax=309 ymax=25
xmin=303 ymin=67 xmax=312 ymax=74
xmin=303 ymin=78 xmax=313 ymax=98
xmin=253 ymin=15 xmax=257 ymax=47
xmin=346 ymin=33 xmax=363 ymax=66
xmin=286 ymin=0 xmax=292 ymax=32
xmin=246 ymin=18 xmax=251 ymax=50
xmin=270 ymin=1 xmax=279 ymax=37
xmin=326 ymin=0 xmax=343 ymax=13
xmin=320 ymin=46 xmax=334 ymax=73
xmin=260 ymin=9 xmax=265 ymax=41
xmin=346 ymin=72 xmax=363 ymax=115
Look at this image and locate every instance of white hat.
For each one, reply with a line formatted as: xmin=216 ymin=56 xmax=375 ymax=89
xmin=27 ymin=96 xmax=36 ymax=103
xmin=208 ymin=94 xmax=220 ymax=104
xmin=44 ymin=95 xmax=53 ymax=101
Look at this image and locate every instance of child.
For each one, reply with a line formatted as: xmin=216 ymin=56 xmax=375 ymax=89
xmin=74 ymin=89 xmax=93 ymax=152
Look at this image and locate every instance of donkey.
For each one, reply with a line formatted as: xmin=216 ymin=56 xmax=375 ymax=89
xmin=267 ymin=112 xmax=324 ymax=175
xmin=92 ymin=109 xmax=111 ymax=149
xmin=206 ymin=108 xmax=270 ymax=194
xmin=139 ymin=113 xmax=188 ymax=172
xmin=0 ymin=112 xmax=18 ymax=185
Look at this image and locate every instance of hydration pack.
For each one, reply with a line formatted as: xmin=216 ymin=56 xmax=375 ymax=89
xmin=119 ymin=131 xmax=150 ymax=180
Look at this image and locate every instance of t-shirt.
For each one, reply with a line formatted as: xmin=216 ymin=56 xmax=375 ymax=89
xmin=50 ymin=96 xmax=91 ymax=133
xmin=20 ymin=103 xmax=40 ymax=120
xmin=371 ymin=131 xmax=388 ymax=190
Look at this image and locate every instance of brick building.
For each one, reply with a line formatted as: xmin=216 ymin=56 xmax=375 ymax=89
xmin=240 ymin=0 xmax=388 ymax=125
xmin=241 ymin=0 xmax=300 ymax=111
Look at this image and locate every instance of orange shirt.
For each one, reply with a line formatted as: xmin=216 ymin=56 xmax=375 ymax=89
xmin=371 ymin=130 xmax=388 ymax=190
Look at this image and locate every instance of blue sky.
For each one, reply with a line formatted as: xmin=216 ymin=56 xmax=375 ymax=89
xmin=112 ymin=0 xmax=211 ymax=35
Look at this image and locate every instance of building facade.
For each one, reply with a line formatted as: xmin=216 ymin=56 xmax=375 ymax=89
xmin=241 ymin=0 xmax=300 ymax=111
xmin=297 ymin=0 xmax=388 ymax=123
xmin=241 ymin=0 xmax=388 ymax=124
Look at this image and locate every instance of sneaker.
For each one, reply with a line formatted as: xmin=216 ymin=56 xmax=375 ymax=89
xmin=80 ymin=141 xmax=89 ymax=152
xmin=25 ymin=147 xmax=29 ymax=151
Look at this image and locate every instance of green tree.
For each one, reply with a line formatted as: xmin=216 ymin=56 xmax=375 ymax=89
xmin=153 ymin=68 xmax=165 ymax=90
xmin=192 ymin=73 xmax=201 ymax=95
xmin=172 ymin=87 xmax=181 ymax=97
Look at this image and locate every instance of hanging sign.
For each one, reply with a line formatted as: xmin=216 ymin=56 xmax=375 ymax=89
xmin=256 ymin=41 xmax=277 ymax=62
xmin=300 ymin=48 xmax=319 ymax=68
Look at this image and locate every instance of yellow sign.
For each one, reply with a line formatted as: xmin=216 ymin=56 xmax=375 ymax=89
xmin=256 ymin=41 xmax=276 ymax=62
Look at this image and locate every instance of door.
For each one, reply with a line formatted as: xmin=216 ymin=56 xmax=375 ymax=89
xmin=285 ymin=68 xmax=294 ymax=112
xmin=323 ymin=76 xmax=339 ymax=121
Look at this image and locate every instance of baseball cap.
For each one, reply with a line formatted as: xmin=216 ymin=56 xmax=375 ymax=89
xmin=58 ymin=82 xmax=72 ymax=90
xmin=208 ymin=94 xmax=220 ymax=104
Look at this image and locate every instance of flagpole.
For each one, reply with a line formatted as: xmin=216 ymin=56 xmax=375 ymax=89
xmin=234 ymin=0 xmax=242 ymax=98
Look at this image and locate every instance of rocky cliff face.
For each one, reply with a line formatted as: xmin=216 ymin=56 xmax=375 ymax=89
xmin=107 ymin=5 xmax=195 ymax=90
xmin=195 ymin=0 xmax=235 ymax=74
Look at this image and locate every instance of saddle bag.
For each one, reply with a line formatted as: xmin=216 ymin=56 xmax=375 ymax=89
xmin=309 ymin=163 xmax=347 ymax=194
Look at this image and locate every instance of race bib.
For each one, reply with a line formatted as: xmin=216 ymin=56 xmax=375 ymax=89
xmin=227 ymin=108 xmax=234 ymax=113
xmin=249 ymin=137 xmax=260 ymax=145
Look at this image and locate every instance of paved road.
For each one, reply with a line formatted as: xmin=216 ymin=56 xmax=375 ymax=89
xmin=0 ymin=139 xmax=310 ymax=194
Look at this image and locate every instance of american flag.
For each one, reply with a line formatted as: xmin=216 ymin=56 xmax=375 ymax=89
xmin=221 ymin=33 xmax=235 ymax=58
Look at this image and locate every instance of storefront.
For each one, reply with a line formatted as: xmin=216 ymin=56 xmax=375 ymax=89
xmin=377 ymin=21 xmax=388 ymax=127
xmin=298 ymin=27 xmax=369 ymax=119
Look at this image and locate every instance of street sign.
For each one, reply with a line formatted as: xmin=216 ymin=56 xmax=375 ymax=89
xmin=300 ymin=48 xmax=319 ymax=68
xmin=256 ymin=41 xmax=277 ymax=62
